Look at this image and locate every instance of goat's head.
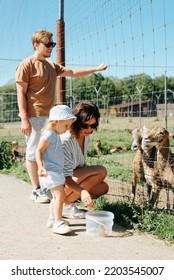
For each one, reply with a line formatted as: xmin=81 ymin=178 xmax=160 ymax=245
xmin=131 ymin=128 xmax=142 ymax=150
xmin=95 ymin=140 xmax=102 ymax=149
xmin=142 ymin=127 xmax=169 ymax=149
xmin=141 ymin=126 xmax=152 ymax=150
xmin=11 ymin=141 xmax=18 ymax=150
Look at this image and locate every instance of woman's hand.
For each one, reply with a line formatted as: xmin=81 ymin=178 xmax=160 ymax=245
xmin=81 ymin=190 xmax=95 ymax=208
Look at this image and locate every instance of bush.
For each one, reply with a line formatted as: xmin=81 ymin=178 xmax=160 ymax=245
xmin=0 ymin=141 xmax=13 ymax=169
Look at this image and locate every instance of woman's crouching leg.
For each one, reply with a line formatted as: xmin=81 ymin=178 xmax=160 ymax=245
xmin=65 ymin=165 xmax=109 ymax=203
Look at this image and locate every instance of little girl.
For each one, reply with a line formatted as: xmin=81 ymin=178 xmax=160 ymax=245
xmin=36 ymin=105 xmax=76 ymax=235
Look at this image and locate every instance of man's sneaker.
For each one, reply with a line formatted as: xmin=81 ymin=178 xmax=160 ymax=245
xmin=30 ymin=188 xmax=50 ymax=203
xmin=62 ymin=203 xmax=86 ymax=219
xmin=47 ymin=217 xmax=69 ymax=228
xmin=52 ymin=220 xmax=72 ymax=235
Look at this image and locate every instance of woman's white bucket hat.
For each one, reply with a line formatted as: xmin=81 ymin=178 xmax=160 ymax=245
xmin=49 ymin=105 xmax=76 ymax=121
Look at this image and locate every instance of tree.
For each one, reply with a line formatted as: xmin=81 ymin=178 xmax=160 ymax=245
xmin=121 ymin=74 xmax=153 ymax=102
xmin=66 ymin=73 xmax=118 ymax=107
xmin=0 ymin=84 xmax=16 ymax=93
xmin=121 ymin=75 xmax=136 ymax=102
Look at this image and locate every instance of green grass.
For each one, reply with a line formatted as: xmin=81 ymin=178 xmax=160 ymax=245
xmin=94 ymin=196 xmax=174 ymax=244
xmin=86 ymin=153 xmax=132 ymax=181
xmin=86 ymin=128 xmax=133 ymax=181
xmin=1 ymin=128 xmax=174 ymax=244
xmin=2 ymin=163 xmax=30 ymax=182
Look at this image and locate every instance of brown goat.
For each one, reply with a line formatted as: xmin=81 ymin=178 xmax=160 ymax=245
xmin=110 ymin=145 xmax=123 ymax=153
xmin=130 ymin=128 xmax=146 ymax=200
xmin=141 ymin=127 xmax=163 ymax=207
xmin=143 ymin=127 xmax=174 ymax=210
xmin=11 ymin=141 xmax=26 ymax=162
xmin=130 ymin=126 xmax=161 ymax=206
xmin=94 ymin=140 xmax=103 ymax=155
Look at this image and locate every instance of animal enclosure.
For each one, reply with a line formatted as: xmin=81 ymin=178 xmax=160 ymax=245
xmin=1 ymin=115 xmax=174 ymax=211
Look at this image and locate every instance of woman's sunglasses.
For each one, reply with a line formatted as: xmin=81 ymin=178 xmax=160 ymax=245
xmin=80 ymin=122 xmax=98 ymax=129
xmin=40 ymin=41 xmax=56 ymax=48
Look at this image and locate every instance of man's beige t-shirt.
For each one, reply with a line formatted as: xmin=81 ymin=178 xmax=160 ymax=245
xmin=16 ymin=56 xmax=64 ymax=117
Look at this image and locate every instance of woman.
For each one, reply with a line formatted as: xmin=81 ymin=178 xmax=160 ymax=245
xmin=60 ymin=101 xmax=109 ymax=218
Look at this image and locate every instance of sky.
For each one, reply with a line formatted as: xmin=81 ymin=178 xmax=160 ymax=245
xmin=0 ymin=0 xmax=174 ymax=86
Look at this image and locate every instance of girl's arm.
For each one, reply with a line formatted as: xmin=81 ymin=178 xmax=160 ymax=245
xmin=36 ymin=139 xmax=49 ymax=176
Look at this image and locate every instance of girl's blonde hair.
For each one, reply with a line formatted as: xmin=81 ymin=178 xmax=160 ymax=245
xmin=41 ymin=120 xmax=58 ymax=134
xmin=45 ymin=120 xmax=59 ymax=131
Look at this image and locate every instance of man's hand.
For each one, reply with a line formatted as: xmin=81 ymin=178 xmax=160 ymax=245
xmin=97 ymin=63 xmax=107 ymax=71
xmin=21 ymin=118 xmax=32 ymax=136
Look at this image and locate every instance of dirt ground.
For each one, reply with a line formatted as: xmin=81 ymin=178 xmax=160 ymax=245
xmin=0 ymin=173 xmax=174 ymax=260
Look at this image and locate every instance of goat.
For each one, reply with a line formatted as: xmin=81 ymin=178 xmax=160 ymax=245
xmin=94 ymin=140 xmax=103 ymax=155
xmin=11 ymin=141 xmax=26 ymax=162
xmin=131 ymin=126 xmax=160 ymax=206
xmin=110 ymin=145 xmax=123 ymax=153
xmin=143 ymin=127 xmax=174 ymax=210
xmin=130 ymin=128 xmax=146 ymax=200
xmin=141 ymin=127 xmax=163 ymax=207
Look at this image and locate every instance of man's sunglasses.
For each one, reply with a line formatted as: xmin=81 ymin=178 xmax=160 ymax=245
xmin=40 ymin=41 xmax=56 ymax=48
xmin=80 ymin=122 xmax=98 ymax=129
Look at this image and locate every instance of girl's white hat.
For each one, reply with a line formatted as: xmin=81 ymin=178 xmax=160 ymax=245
xmin=49 ymin=105 xmax=76 ymax=121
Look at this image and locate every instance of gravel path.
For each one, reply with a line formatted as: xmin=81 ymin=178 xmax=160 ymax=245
xmin=0 ymin=173 xmax=174 ymax=260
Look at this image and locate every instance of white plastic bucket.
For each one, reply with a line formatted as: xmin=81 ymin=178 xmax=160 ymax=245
xmin=85 ymin=210 xmax=114 ymax=237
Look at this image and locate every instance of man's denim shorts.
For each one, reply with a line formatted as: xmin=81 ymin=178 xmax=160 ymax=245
xmin=25 ymin=116 xmax=48 ymax=161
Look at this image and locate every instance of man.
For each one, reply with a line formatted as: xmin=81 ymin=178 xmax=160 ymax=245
xmin=15 ymin=29 xmax=107 ymax=203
